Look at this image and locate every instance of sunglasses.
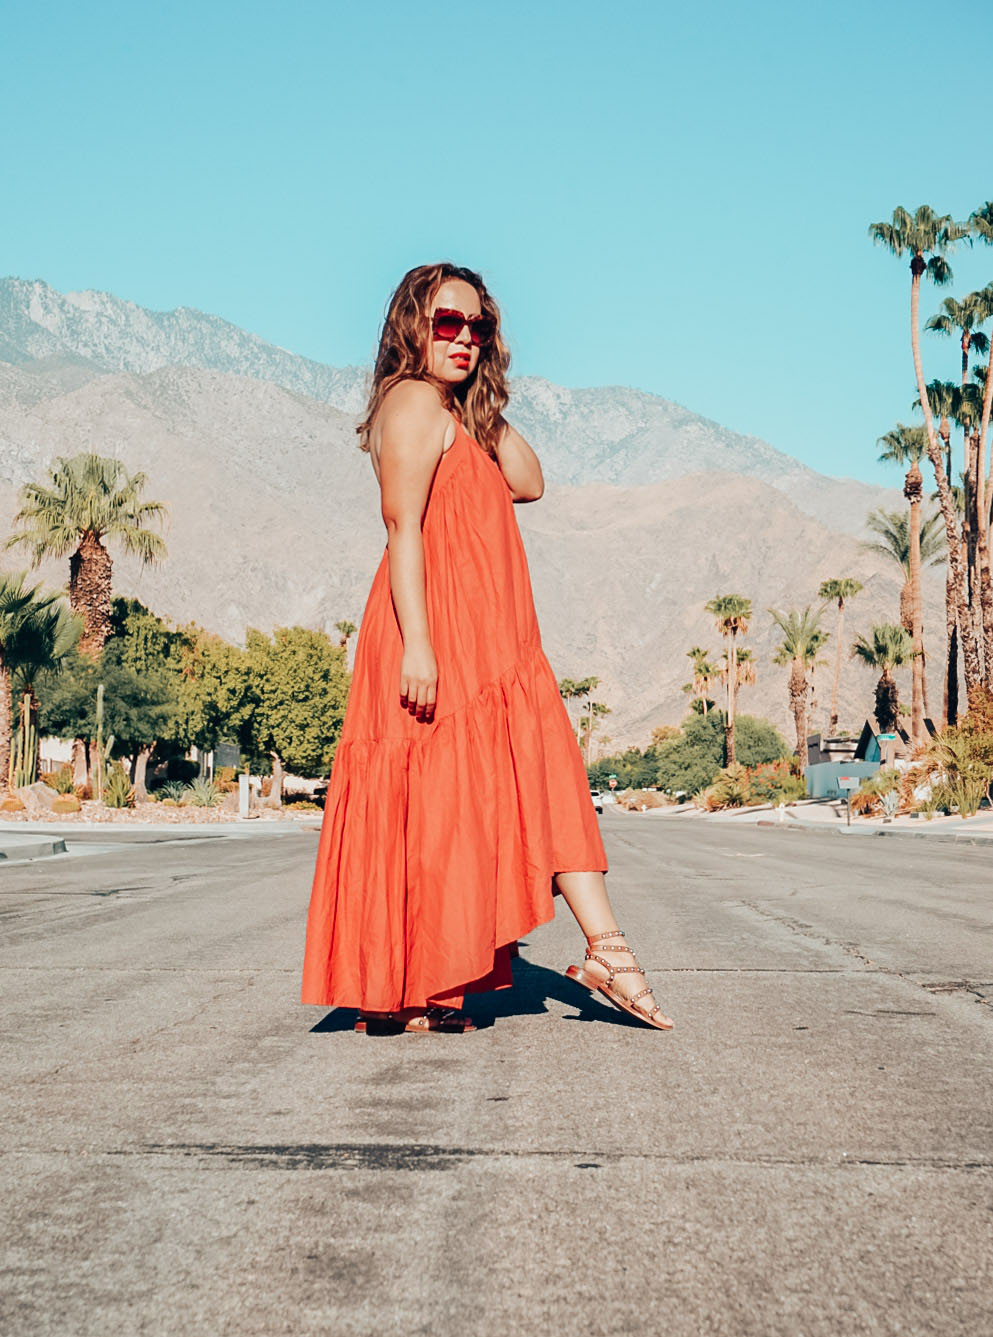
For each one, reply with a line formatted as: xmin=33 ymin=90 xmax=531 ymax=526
xmin=431 ymin=307 xmax=496 ymax=348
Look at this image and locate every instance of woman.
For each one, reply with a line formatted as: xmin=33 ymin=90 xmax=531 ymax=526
xmin=302 ymin=262 xmax=672 ymax=1034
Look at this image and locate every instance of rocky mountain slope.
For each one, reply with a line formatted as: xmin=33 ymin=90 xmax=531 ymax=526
xmin=0 ymin=353 xmax=942 ymax=747
xmin=0 ymin=277 xmax=895 ymax=535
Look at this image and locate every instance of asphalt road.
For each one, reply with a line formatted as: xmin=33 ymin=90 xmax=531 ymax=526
xmin=2 ymin=814 xmax=991 ymax=1336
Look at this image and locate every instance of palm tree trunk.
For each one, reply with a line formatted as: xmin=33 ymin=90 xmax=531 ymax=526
xmin=264 ymin=751 xmax=284 ymax=808
xmin=725 ymin=635 xmax=737 ymax=767
xmin=944 ymin=571 xmax=959 ymax=729
xmin=133 ymin=745 xmax=152 ymax=802
xmin=910 ymin=267 xmax=981 ymax=702
xmin=789 ymin=658 xmax=808 ymax=760
xmin=0 ymin=661 xmax=11 ymax=793
xmin=876 ymin=670 xmax=898 ymax=734
xmin=906 ymin=471 xmax=924 ymax=745
xmin=69 ymin=530 xmax=114 ymax=658
xmin=829 ymin=599 xmax=844 ymax=734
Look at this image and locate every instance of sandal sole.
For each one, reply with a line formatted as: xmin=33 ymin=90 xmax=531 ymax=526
xmin=565 ymin=965 xmax=674 ymax=1031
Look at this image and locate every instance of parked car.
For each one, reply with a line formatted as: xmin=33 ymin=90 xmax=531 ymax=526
xmin=590 ymin=788 xmax=603 ymax=813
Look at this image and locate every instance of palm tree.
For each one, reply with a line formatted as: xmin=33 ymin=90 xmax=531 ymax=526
xmin=877 ymin=421 xmax=935 ymax=736
xmin=683 ymin=646 xmax=719 ymax=715
xmin=579 ymin=700 xmax=611 ymax=767
xmin=852 ymin=625 xmax=915 ymax=735
xmin=5 ymin=454 xmax=168 ymax=658
xmin=335 ymin=619 xmax=357 ymax=652
xmin=926 ymin=291 xmax=991 ymax=386
xmin=969 ymin=205 xmax=993 ymax=551
xmin=705 ymin=594 xmax=752 ymax=766
xmin=770 ymin=606 xmax=828 ymax=760
xmin=817 ymin=578 xmax=863 ymax=734
xmin=861 ymin=506 xmax=946 ymax=629
xmin=868 ymin=206 xmax=980 ymax=698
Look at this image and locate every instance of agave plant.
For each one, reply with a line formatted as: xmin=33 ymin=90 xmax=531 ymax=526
xmin=103 ymin=762 xmax=135 ymax=809
xmin=185 ymin=776 xmax=223 ymax=808
xmin=156 ymin=780 xmax=188 ymax=802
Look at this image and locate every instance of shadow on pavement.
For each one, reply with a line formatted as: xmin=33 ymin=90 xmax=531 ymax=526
xmin=309 ymin=948 xmax=637 ymax=1033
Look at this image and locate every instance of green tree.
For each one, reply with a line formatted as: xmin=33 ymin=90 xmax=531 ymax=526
xmin=5 ymin=454 xmax=168 ymax=659
xmin=852 ymin=624 xmax=916 ymax=734
xmin=770 ymin=606 xmax=828 ymax=759
xmin=652 ymin=712 xmax=789 ymax=797
xmin=868 ymin=206 xmax=980 ymax=699
xmin=244 ymin=626 xmax=350 ymax=806
xmin=705 ymin=594 xmax=752 ymax=766
xmin=817 ymin=578 xmax=863 ymax=733
xmin=37 ymin=647 xmax=178 ymax=799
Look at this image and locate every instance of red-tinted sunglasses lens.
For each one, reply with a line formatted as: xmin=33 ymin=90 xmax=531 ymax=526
xmin=432 ymin=309 xmax=495 ymax=347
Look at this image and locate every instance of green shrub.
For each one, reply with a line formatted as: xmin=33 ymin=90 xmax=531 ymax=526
xmin=157 ymin=780 xmax=188 ymax=802
xmin=52 ymin=765 xmax=76 ymax=795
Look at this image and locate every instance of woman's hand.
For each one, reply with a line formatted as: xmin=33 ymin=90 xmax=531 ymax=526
xmin=400 ymin=638 xmax=437 ymax=722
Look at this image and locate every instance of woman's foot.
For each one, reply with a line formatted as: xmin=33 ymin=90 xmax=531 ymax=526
xmin=355 ymin=1006 xmax=476 ymax=1033
xmin=566 ymin=929 xmax=673 ymax=1030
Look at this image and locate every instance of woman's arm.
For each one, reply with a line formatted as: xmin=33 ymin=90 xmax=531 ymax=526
xmin=377 ymin=382 xmax=448 ymax=722
xmin=494 ymin=416 xmax=544 ymax=503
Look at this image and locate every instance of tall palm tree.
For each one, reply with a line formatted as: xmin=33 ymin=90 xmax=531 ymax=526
xmin=868 ymin=206 xmax=980 ymax=698
xmin=817 ymin=578 xmax=863 ymax=734
xmin=5 ymin=454 xmax=168 ymax=659
xmin=579 ymin=700 xmax=611 ymax=767
xmin=852 ymin=624 xmax=916 ymax=735
xmin=770 ymin=606 xmax=828 ymax=760
xmin=877 ymin=422 xmax=934 ymax=734
xmin=0 ymin=575 xmax=65 ymax=789
xmin=683 ymin=646 xmax=719 ymax=716
xmin=706 ymin=594 xmax=752 ymax=766
xmin=967 ymin=202 xmax=993 ymax=550
xmin=926 ymin=293 xmax=990 ymax=386
xmin=861 ymin=506 xmax=946 ymax=628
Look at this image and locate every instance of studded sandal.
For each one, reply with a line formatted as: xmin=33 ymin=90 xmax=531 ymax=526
xmin=354 ymin=1006 xmax=477 ymax=1034
xmin=565 ymin=929 xmax=673 ymax=1031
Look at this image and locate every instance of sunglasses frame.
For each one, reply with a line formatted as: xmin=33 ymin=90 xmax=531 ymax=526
xmin=431 ymin=307 xmax=496 ymax=348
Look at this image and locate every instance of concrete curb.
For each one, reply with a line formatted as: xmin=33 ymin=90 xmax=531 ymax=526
xmin=0 ymin=817 xmax=322 ymax=860
xmin=0 ymin=833 xmax=68 ymax=862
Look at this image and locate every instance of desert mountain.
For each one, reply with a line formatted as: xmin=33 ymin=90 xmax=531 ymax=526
xmin=0 ymin=279 xmax=938 ymax=747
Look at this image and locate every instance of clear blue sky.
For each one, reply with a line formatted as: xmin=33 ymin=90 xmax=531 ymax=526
xmin=4 ymin=0 xmax=991 ymax=485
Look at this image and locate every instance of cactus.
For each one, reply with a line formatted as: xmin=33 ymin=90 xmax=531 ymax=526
xmin=52 ymin=765 xmax=75 ymax=795
xmin=92 ymin=684 xmax=116 ymax=803
xmin=52 ymin=793 xmax=82 ymax=814
xmin=12 ymin=693 xmax=38 ymax=789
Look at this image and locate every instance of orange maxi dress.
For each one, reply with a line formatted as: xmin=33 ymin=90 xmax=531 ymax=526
xmin=301 ymin=412 xmax=607 ymax=1012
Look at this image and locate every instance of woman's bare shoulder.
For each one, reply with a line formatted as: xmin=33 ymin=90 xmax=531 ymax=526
xmin=379 ymin=378 xmax=449 ymax=430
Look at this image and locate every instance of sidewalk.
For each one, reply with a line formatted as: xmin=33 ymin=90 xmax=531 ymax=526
xmin=634 ymin=797 xmax=993 ymax=843
xmin=0 ymin=815 xmax=322 ymax=862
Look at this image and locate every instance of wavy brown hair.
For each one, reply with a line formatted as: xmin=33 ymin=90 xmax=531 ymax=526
xmin=357 ymin=262 xmax=512 ymax=459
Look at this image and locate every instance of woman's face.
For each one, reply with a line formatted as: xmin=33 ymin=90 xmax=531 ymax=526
xmin=427 ymin=278 xmax=483 ymax=385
